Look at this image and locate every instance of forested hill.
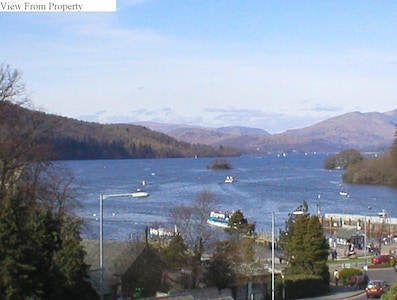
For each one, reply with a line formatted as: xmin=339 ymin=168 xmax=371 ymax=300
xmin=4 ymin=101 xmax=240 ymax=160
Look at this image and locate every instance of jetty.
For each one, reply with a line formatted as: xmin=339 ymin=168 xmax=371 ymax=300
xmin=321 ymin=213 xmax=397 ymax=237
xmin=255 ymin=213 xmax=397 ymax=247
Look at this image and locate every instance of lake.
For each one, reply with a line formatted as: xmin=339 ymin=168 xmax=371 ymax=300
xmin=62 ymin=153 xmax=397 ymax=241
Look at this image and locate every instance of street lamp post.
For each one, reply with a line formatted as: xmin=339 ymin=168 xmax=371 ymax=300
xmin=99 ymin=193 xmax=136 ymax=300
xmin=364 ymin=214 xmax=367 ymax=269
xmin=271 ymin=210 xmax=304 ymax=300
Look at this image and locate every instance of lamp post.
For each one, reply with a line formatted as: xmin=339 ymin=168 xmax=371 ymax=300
xmin=364 ymin=214 xmax=367 ymax=270
xmin=99 ymin=193 xmax=136 ymax=300
xmin=271 ymin=210 xmax=304 ymax=300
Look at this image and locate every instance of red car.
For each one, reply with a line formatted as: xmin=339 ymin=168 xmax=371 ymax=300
xmin=365 ymin=280 xmax=389 ymax=298
xmin=371 ymin=254 xmax=391 ymax=265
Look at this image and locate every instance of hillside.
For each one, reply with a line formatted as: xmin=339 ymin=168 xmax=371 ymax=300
xmin=134 ymin=110 xmax=397 ymax=153
xmin=1 ymin=102 xmax=240 ymax=160
xmin=133 ymin=122 xmax=271 ymax=148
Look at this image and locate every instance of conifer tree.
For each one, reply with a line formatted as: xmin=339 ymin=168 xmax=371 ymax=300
xmin=287 ymin=213 xmax=310 ymax=274
xmin=227 ymin=209 xmax=255 ymax=237
xmin=281 ymin=202 xmax=329 ymax=281
xmin=0 ymin=64 xmax=98 ymax=299
xmin=278 ymin=201 xmax=308 ymax=260
xmin=160 ymin=234 xmax=189 ymax=268
xmin=205 ymin=240 xmax=237 ymax=292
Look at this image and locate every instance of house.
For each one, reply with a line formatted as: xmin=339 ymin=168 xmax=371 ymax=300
xmin=82 ymin=239 xmax=268 ymax=299
xmin=82 ymin=239 xmax=167 ymax=299
xmin=334 ymin=226 xmax=365 ymax=249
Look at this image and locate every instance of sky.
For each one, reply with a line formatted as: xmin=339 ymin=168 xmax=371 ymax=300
xmin=1 ymin=0 xmax=397 ymax=133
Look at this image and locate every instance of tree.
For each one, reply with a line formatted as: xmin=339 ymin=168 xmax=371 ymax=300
xmin=0 ymin=64 xmax=97 ymax=299
xmin=168 ymin=190 xmax=218 ymax=254
xmin=0 ymin=186 xmax=97 ymax=299
xmin=280 ymin=202 xmax=329 ymax=281
xmin=160 ymin=234 xmax=189 ymax=268
xmin=227 ymin=209 xmax=255 ymax=236
xmin=278 ymin=201 xmax=308 ymax=260
xmin=205 ymin=240 xmax=237 ymax=292
xmin=324 ymin=149 xmax=364 ymax=170
xmin=208 ymin=158 xmax=233 ymax=170
xmin=342 ymin=128 xmax=397 ymax=186
xmin=390 ymin=125 xmax=397 ymax=167
xmin=288 ymin=216 xmax=329 ymax=275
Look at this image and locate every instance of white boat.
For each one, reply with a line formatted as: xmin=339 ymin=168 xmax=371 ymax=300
xmin=338 ymin=183 xmax=349 ymax=197
xmin=132 ymin=189 xmax=149 ymax=198
xmin=224 ymin=176 xmax=235 ymax=183
xmin=207 ymin=211 xmax=232 ymax=228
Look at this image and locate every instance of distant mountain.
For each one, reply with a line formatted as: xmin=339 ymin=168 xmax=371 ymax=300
xmin=133 ymin=122 xmax=270 ymax=146
xmin=1 ymin=102 xmax=240 ymax=160
xmin=134 ymin=110 xmax=397 ymax=153
xmin=279 ymin=111 xmax=397 ymax=151
xmin=216 ymin=126 xmax=270 ymax=136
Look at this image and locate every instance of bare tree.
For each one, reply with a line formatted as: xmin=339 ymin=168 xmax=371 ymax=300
xmin=0 ymin=64 xmax=29 ymax=106
xmin=168 ymin=190 xmax=218 ymax=253
xmin=0 ymin=64 xmax=56 ymax=197
xmin=0 ymin=64 xmax=97 ymax=299
xmin=168 ymin=205 xmax=196 ymax=249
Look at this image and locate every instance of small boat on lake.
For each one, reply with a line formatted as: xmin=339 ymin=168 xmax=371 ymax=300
xmin=132 ymin=189 xmax=149 ymax=198
xmin=338 ymin=183 xmax=349 ymax=197
xmin=224 ymin=176 xmax=235 ymax=183
xmin=207 ymin=211 xmax=232 ymax=228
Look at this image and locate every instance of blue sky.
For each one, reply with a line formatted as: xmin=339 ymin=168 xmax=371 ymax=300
xmin=1 ymin=0 xmax=397 ymax=133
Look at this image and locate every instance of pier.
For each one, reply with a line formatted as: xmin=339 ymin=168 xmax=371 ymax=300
xmin=255 ymin=213 xmax=397 ymax=247
xmin=322 ymin=213 xmax=397 ymax=238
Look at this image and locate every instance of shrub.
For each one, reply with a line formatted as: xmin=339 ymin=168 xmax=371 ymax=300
xmin=280 ymin=275 xmax=326 ymax=299
xmin=339 ymin=268 xmax=362 ymax=286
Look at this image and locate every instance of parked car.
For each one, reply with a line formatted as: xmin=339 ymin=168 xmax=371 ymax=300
xmin=371 ymin=254 xmax=391 ymax=265
xmin=365 ymin=280 xmax=389 ymax=298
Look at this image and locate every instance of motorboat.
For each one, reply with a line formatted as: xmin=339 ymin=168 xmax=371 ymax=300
xmin=339 ymin=191 xmax=349 ymax=197
xmin=224 ymin=176 xmax=235 ymax=183
xmin=132 ymin=189 xmax=149 ymax=198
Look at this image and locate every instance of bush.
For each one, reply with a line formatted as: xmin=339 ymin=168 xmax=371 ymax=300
xmin=280 ymin=275 xmax=327 ymax=299
xmin=339 ymin=268 xmax=362 ymax=286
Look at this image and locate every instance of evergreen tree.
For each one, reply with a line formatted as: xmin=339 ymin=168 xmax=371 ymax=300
xmin=306 ymin=216 xmax=329 ymax=280
xmin=0 ymin=64 xmax=98 ymax=299
xmin=160 ymin=234 xmax=189 ymax=268
xmin=287 ymin=213 xmax=309 ymax=274
xmin=281 ymin=202 xmax=329 ymax=284
xmin=278 ymin=201 xmax=308 ymax=260
xmin=206 ymin=256 xmax=235 ymax=292
xmin=227 ymin=209 xmax=255 ymax=237
xmin=205 ymin=240 xmax=237 ymax=292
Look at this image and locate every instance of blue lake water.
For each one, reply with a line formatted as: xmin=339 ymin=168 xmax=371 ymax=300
xmin=62 ymin=153 xmax=397 ymax=241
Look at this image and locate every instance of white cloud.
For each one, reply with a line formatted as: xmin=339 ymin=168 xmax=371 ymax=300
xmin=2 ymin=2 xmax=397 ymax=133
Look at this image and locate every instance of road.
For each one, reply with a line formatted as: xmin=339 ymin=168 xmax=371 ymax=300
xmin=352 ymin=267 xmax=396 ymax=299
